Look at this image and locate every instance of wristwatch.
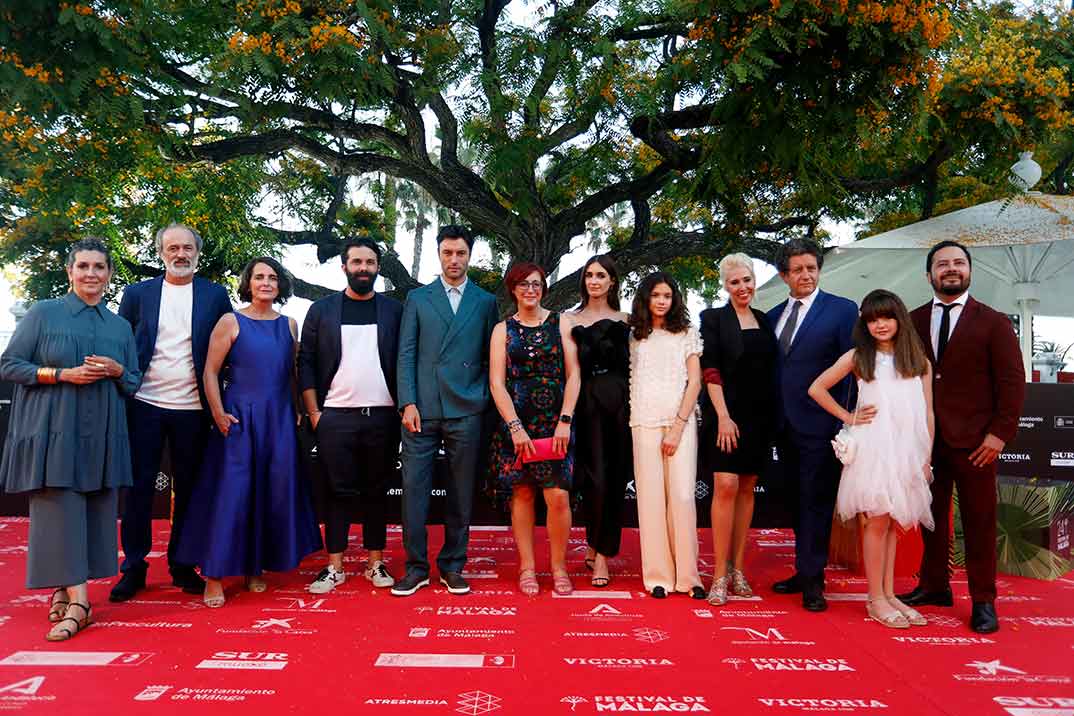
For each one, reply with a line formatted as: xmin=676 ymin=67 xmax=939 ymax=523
xmin=558 ymin=414 xmax=573 ymax=425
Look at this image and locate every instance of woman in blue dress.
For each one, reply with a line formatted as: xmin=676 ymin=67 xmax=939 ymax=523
xmin=177 ymin=257 xmax=321 ymax=606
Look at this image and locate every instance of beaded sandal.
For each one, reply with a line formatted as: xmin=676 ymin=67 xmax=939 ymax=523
xmin=707 ymin=575 xmax=729 ymax=606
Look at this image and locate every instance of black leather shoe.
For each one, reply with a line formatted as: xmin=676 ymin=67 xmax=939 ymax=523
xmin=390 ymin=571 xmax=430 ymax=596
xmin=170 ymin=566 xmax=206 ymax=595
xmin=109 ymin=568 xmax=147 ymax=602
xmin=439 ymin=572 xmax=471 ymax=595
xmin=802 ymin=585 xmax=827 ymax=612
xmin=690 ymin=586 xmax=706 ymax=600
xmin=897 ymin=585 xmax=954 ymax=607
xmin=651 ymin=586 xmax=667 ymax=599
xmin=970 ymin=602 xmax=999 ymax=634
xmin=772 ymin=575 xmax=803 ymax=594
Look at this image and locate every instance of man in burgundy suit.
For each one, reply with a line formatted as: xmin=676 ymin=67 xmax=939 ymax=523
xmin=897 ymin=240 xmax=1025 ymax=634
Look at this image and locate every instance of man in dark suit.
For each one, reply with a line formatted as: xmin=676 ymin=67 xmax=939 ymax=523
xmin=298 ymin=238 xmax=403 ymax=594
xmin=767 ymin=239 xmax=858 ymax=612
xmin=111 ymin=223 xmax=232 ymax=601
xmin=391 ymin=225 xmax=499 ymax=597
xmin=898 ymin=240 xmax=1025 ymax=633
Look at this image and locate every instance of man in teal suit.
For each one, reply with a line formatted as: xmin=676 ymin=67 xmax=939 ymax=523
xmin=392 ymin=225 xmax=499 ymax=596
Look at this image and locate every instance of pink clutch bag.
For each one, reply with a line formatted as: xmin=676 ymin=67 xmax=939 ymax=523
xmin=512 ymin=437 xmax=564 ymax=469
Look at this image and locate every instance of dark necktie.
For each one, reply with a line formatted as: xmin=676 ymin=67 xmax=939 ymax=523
xmin=936 ymin=303 xmax=954 ymax=363
xmin=778 ymin=300 xmax=802 ymax=354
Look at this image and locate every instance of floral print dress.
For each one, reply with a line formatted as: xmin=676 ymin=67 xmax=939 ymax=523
xmin=488 ymin=312 xmax=574 ymax=507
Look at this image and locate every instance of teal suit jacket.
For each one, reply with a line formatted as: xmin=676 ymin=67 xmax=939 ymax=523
xmin=396 ymin=279 xmax=499 ymax=420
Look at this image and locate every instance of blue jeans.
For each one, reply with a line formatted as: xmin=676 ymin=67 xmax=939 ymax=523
xmin=400 ymin=413 xmax=483 ymax=577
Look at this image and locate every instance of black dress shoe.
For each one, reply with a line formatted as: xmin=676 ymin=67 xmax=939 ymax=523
xmin=772 ymin=575 xmax=803 ymax=594
xmin=690 ymin=586 xmax=706 ymax=600
xmin=170 ymin=566 xmax=206 ymax=595
xmin=897 ymin=585 xmax=954 ymax=607
xmin=802 ymin=585 xmax=827 ymax=612
xmin=651 ymin=586 xmax=667 ymax=599
xmin=439 ymin=572 xmax=471 ymax=595
xmin=109 ymin=568 xmax=147 ymax=602
xmin=970 ymin=602 xmax=999 ymax=634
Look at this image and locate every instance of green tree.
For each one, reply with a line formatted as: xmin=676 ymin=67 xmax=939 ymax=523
xmin=0 ymin=1 xmax=1070 ymax=305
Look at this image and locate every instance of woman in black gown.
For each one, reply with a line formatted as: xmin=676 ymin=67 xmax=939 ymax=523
xmin=699 ymin=253 xmax=779 ymax=605
xmin=566 ymin=256 xmax=632 ymax=588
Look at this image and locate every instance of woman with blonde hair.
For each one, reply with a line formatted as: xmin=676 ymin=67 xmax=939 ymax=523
xmin=699 ymin=253 xmax=780 ymax=605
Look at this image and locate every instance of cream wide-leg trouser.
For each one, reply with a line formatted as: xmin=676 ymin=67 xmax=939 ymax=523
xmin=631 ymin=422 xmax=700 ymax=593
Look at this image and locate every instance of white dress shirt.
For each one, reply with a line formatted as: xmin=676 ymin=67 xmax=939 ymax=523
xmin=930 ymin=291 xmax=969 ymax=357
xmin=774 ymin=287 xmax=820 ymax=346
xmin=440 ymin=276 xmax=468 ymax=314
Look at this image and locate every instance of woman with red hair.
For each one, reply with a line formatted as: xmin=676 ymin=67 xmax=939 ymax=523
xmin=488 ymin=262 xmax=581 ymax=596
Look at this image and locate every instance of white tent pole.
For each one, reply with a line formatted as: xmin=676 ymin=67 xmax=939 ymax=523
xmin=1014 ymin=281 xmax=1038 ymax=382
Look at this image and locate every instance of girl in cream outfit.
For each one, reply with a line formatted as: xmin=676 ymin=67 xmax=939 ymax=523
xmin=628 ymin=272 xmax=706 ymax=600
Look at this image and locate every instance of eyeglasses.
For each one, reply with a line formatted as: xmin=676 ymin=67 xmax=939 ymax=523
xmin=516 ymin=281 xmax=543 ymax=291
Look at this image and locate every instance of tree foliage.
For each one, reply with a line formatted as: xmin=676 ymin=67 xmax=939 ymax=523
xmin=0 ymin=0 xmax=1071 ymax=305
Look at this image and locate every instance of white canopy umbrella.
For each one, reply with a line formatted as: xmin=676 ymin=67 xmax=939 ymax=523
xmin=755 ymin=193 xmax=1074 ymax=379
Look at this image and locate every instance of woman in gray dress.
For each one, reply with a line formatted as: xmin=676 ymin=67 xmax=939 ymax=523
xmin=0 ymin=237 xmax=141 ymax=641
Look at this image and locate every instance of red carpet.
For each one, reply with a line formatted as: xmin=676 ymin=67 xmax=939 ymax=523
xmin=1 ymin=518 xmax=1073 ymax=715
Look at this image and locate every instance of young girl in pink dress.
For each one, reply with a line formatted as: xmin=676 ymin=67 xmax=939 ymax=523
xmin=808 ymin=290 xmax=934 ymax=629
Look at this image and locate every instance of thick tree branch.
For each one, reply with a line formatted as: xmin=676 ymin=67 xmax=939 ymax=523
xmin=840 ymin=141 xmax=953 ymax=195
xmin=553 ymin=163 xmax=673 ymax=239
xmin=476 ymin=0 xmax=512 ymax=134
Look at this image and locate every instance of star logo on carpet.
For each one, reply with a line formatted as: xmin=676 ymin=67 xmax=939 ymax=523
xmin=456 ymin=690 xmax=501 ymax=715
xmin=253 ymin=618 xmax=294 ymax=630
xmin=965 ymin=659 xmax=1026 ymax=676
xmin=722 ymin=657 xmax=746 ymax=670
xmin=633 ymin=627 xmax=669 ymax=643
xmin=926 ymin=614 xmax=962 ymax=628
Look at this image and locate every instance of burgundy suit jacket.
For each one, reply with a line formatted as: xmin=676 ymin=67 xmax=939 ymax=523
xmin=911 ymin=297 xmax=1025 ymax=450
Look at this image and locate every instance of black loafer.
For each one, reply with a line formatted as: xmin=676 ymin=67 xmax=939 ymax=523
xmin=170 ymin=566 xmax=206 ymax=595
xmin=970 ymin=602 xmax=999 ymax=634
xmin=772 ymin=575 xmax=803 ymax=594
xmin=651 ymin=586 xmax=667 ymax=599
xmin=897 ymin=585 xmax=954 ymax=607
xmin=439 ymin=572 xmax=471 ymax=595
xmin=690 ymin=586 xmax=706 ymax=600
xmin=802 ymin=586 xmax=827 ymax=612
xmin=109 ymin=568 xmax=147 ymax=602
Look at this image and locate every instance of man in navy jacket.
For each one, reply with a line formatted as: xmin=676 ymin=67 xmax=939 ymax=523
xmin=766 ymin=239 xmax=857 ymax=612
xmin=111 ymin=223 xmax=232 ymax=601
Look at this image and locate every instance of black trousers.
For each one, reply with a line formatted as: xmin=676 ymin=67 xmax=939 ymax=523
xmin=317 ymin=407 xmax=399 ymax=554
xmin=120 ymin=400 xmax=208 ymax=573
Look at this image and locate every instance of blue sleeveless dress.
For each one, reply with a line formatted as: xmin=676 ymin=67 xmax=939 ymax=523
xmin=177 ymin=313 xmax=322 ymax=578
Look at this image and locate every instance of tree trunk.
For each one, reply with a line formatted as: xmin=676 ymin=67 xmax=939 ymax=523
xmin=411 ymin=217 xmax=426 ymax=279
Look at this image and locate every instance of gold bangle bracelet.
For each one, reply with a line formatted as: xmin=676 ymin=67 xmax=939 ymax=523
xmin=36 ymin=367 xmax=56 ymax=384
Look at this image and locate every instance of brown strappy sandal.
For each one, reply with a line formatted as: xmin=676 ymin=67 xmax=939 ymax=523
xmin=45 ymin=602 xmax=91 ymax=642
xmin=48 ymin=589 xmax=69 ymax=623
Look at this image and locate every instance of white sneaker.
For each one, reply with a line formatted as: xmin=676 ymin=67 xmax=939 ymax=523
xmin=308 ymin=565 xmax=345 ymax=594
xmin=364 ymin=560 xmax=395 ymax=588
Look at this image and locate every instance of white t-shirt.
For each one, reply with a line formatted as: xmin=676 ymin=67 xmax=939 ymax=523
xmin=135 ymin=281 xmax=201 ymax=410
xmin=323 ymin=295 xmax=394 ymax=408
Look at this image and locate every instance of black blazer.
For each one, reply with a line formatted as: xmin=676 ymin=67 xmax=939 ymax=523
xmin=297 ymin=291 xmax=403 ymax=409
xmin=699 ymin=303 xmax=780 ymax=414
xmin=118 ymin=275 xmax=233 ymax=408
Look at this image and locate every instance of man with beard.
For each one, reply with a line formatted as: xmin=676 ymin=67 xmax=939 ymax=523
xmin=898 ymin=241 xmax=1024 ymax=633
xmin=111 ymin=223 xmax=233 ymax=601
xmin=299 ymin=238 xmax=403 ymax=592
